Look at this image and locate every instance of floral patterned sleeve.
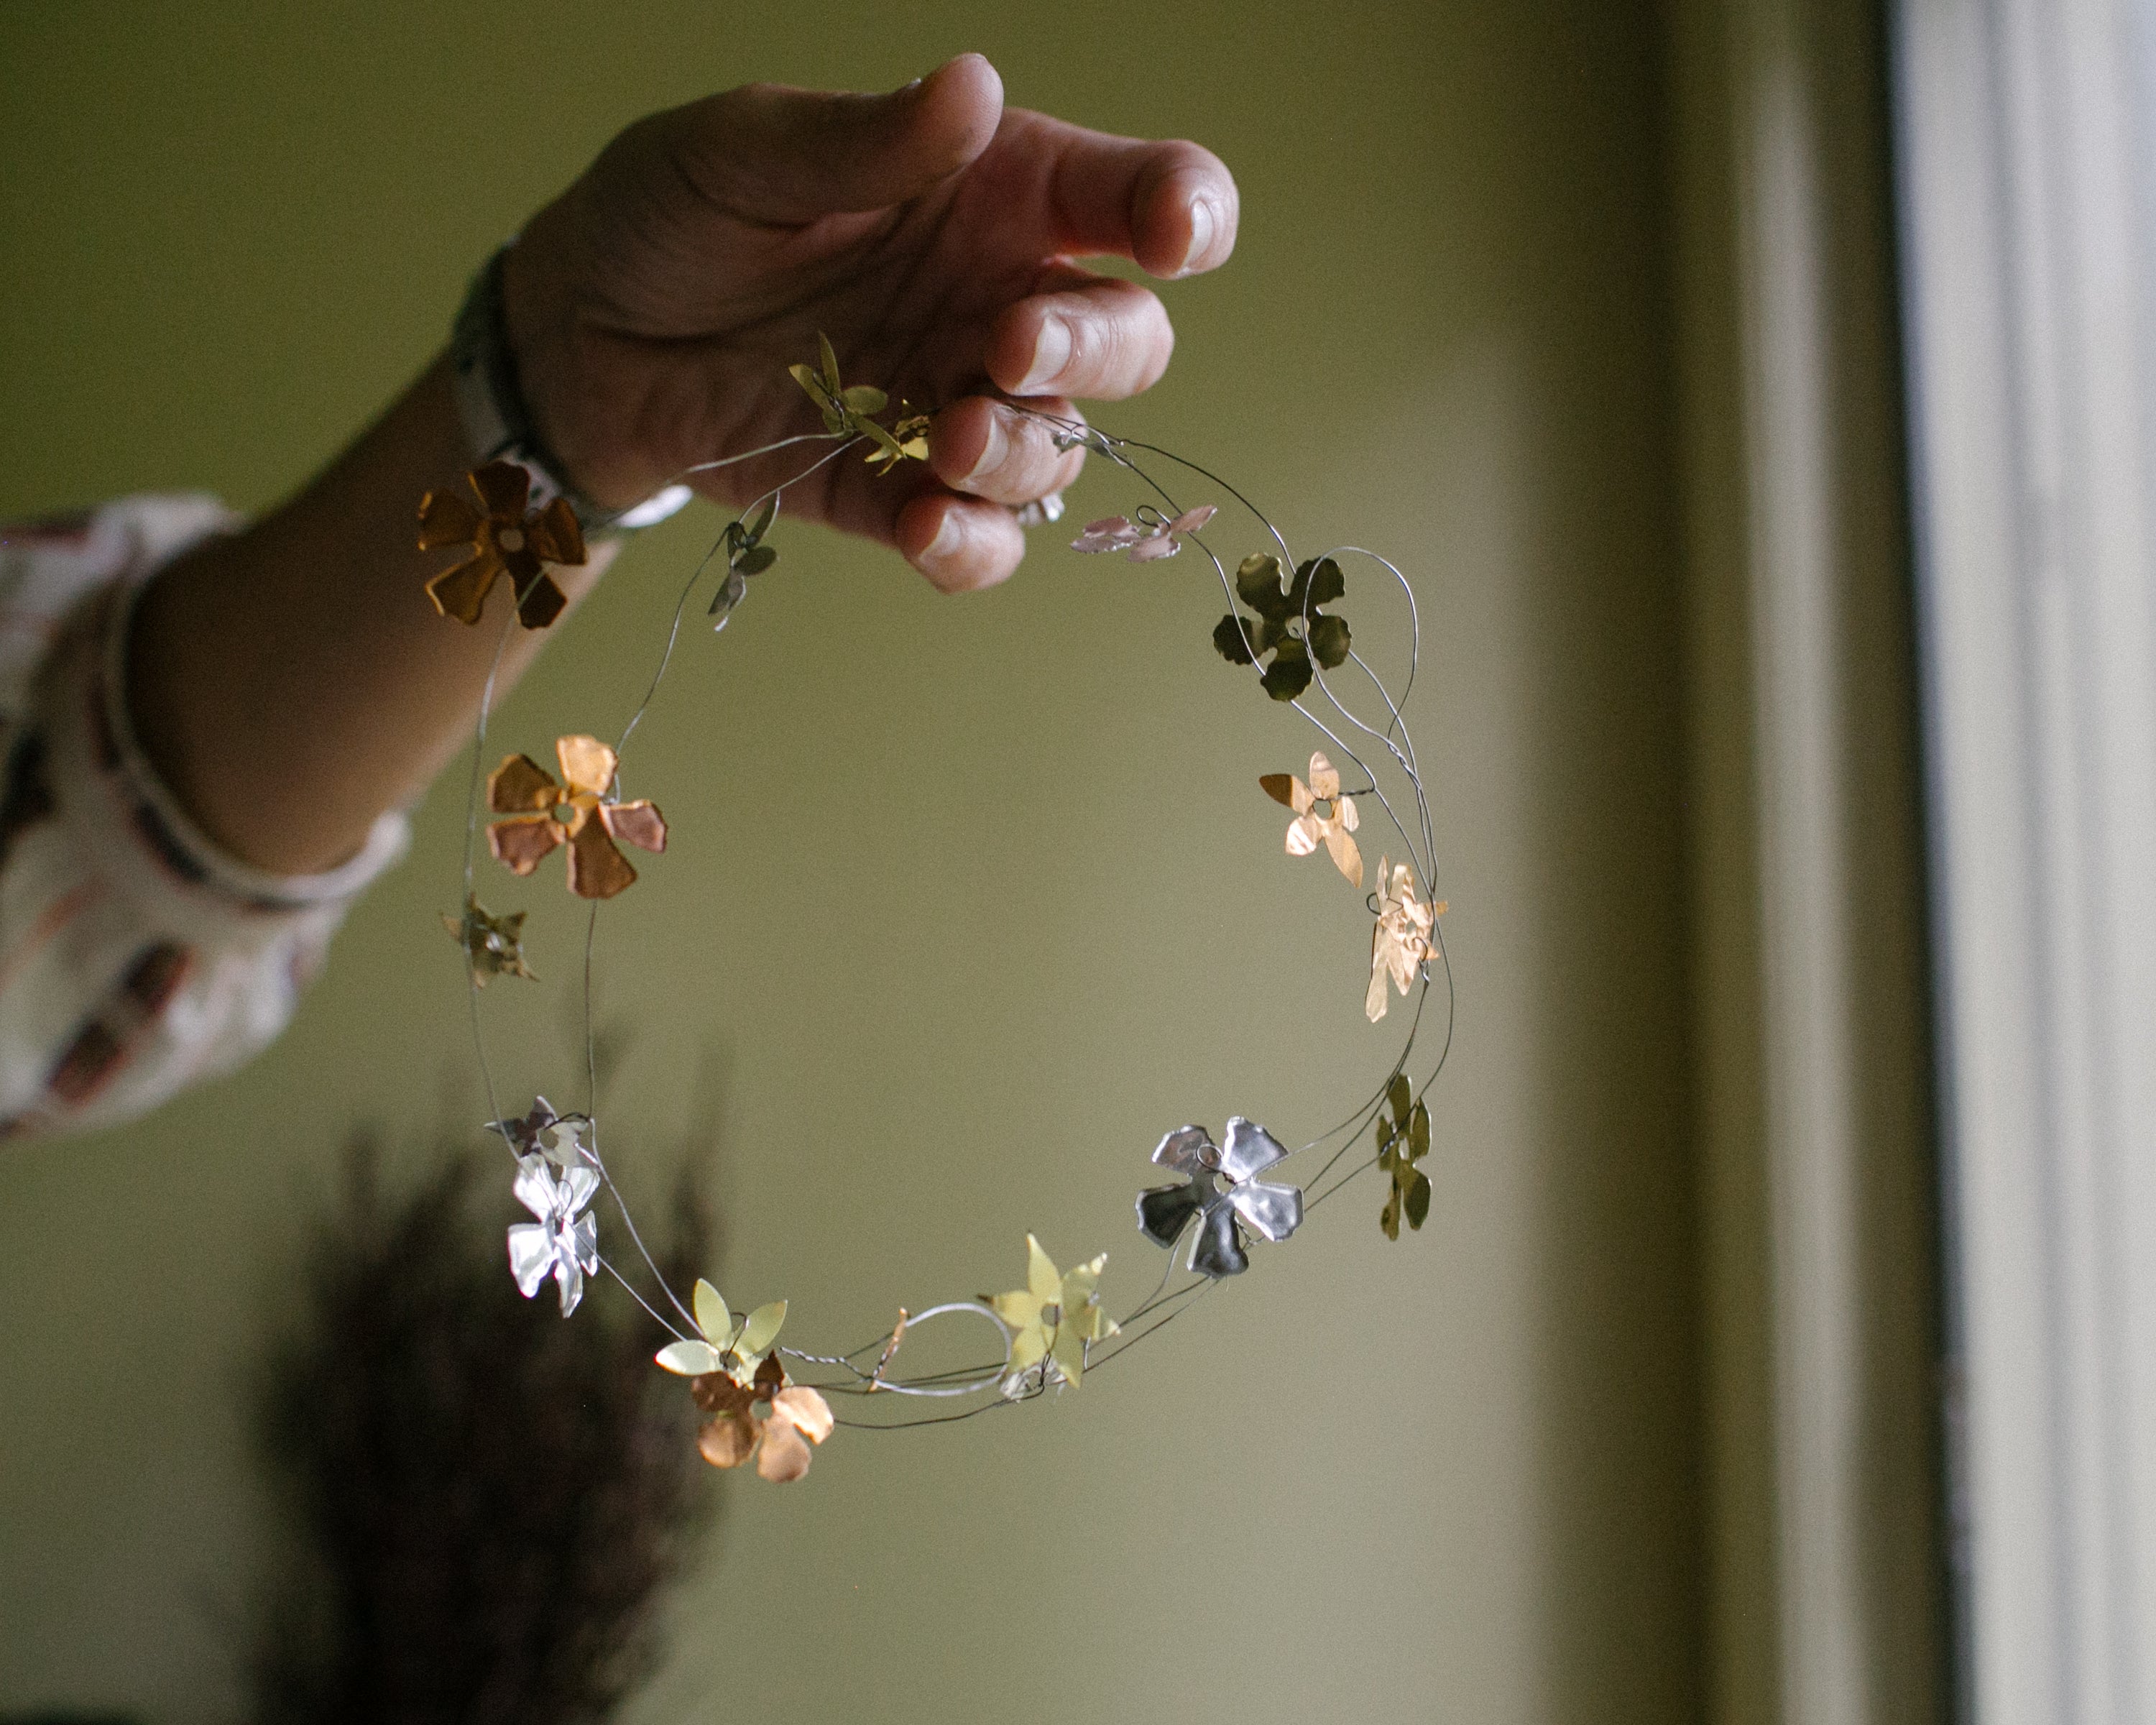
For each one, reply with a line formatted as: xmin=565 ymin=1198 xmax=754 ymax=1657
xmin=0 ymin=497 xmax=407 ymax=1138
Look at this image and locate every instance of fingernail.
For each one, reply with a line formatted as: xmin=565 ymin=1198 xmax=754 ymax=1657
xmin=1179 ymin=198 xmax=1217 ymax=275
xmin=1018 ymin=315 xmax=1072 ymax=393
xmin=921 ymin=510 xmax=963 ymax=568
xmin=961 ymin=409 xmax=1010 ymax=486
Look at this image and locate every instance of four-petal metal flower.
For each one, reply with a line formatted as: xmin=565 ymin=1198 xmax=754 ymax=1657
xmin=507 ymin=1151 xmax=600 ymax=1317
xmin=441 ymin=894 xmax=535 ymax=985
xmin=1070 ymin=502 xmax=1217 ymax=562
xmin=1374 ymin=1075 xmax=1434 ymax=1240
xmin=418 ymin=460 xmax=587 ymax=629
xmin=1212 ymin=552 xmax=1352 ymax=701
xmin=1260 ymin=751 xmax=1364 ymax=886
xmin=1136 ymin=1117 xmax=1306 ymax=1279
xmin=1367 ymin=853 xmax=1440 ymax=1022
xmin=986 ymin=1235 xmax=1119 ymax=1393
xmin=487 ymin=735 xmax=668 ymax=899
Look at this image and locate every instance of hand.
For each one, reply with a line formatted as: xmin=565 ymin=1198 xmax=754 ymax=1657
xmin=502 ymin=53 xmax=1238 ymax=593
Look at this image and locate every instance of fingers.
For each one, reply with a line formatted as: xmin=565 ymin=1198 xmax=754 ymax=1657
xmin=983 ymin=274 xmax=1175 ymax=400
xmin=929 ymin=397 xmax=1086 ymax=504
xmin=658 ymin=52 xmax=1003 ymax=224
xmin=1023 ymin=119 xmax=1239 ymax=277
xmin=895 ymin=492 xmax=1028 ymax=594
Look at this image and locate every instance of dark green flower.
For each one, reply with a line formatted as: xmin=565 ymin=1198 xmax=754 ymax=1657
xmin=1212 ymin=553 xmax=1351 ymax=701
xmin=1374 ymin=1075 xmax=1432 ymax=1241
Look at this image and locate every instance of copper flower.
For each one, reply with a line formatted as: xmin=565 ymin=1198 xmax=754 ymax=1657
xmin=418 ymin=460 xmax=586 ymax=629
xmin=690 ymin=1352 xmax=837 ymax=1484
xmin=1367 ymin=855 xmax=1439 ymax=1022
xmin=1260 ymin=751 xmax=1363 ymax=886
xmin=487 ymin=735 xmax=667 ymax=899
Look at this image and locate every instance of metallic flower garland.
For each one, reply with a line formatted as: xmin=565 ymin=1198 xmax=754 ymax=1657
xmin=428 ymin=339 xmax=1454 ymax=1484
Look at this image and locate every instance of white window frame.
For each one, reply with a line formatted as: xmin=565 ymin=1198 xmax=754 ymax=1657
xmin=1894 ymin=1 xmax=2156 ymax=1721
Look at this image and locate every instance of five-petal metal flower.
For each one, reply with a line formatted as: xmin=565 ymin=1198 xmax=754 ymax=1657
xmin=689 ymin=1351 xmax=837 ymax=1482
xmin=1367 ymin=854 xmax=1441 ymax=1022
xmin=1260 ymin=751 xmax=1364 ymax=886
xmin=418 ymin=460 xmax=587 ymax=629
xmin=986 ymin=1235 xmax=1119 ymax=1392
xmin=1135 ymin=1117 xmax=1306 ymax=1279
xmin=1212 ymin=553 xmax=1351 ymax=701
xmin=1070 ymin=503 xmax=1217 ymax=562
xmin=1374 ymin=1075 xmax=1434 ymax=1241
xmin=507 ymin=1151 xmax=600 ymax=1317
xmin=487 ymin=735 xmax=668 ymax=900
xmin=441 ymin=894 xmax=535 ymax=986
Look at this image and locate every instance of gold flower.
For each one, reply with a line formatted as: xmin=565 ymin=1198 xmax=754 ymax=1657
xmin=487 ymin=735 xmax=667 ymax=900
xmin=1366 ymin=855 xmax=1440 ymax=1022
xmin=986 ymin=1234 xmax=1119 ymax=1393
xmin=1259 ymin=751 xmax=1363 ymax=886
xmin=418 ymin=461 xmax=586 ymax=629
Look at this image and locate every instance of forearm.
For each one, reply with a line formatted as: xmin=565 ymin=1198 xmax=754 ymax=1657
xmin=126 ymin=354 xmax=617 ymax=877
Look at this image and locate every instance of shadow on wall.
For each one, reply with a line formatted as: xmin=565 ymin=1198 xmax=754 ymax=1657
xmin=241 ymin=1026 xmax=720 ymax=1725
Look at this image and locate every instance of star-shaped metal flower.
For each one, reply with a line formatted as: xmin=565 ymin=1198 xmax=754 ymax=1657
xmin=1212 ymin=552 xmax=1351 ymax=701
xmin=1260 ymin=751 xmax=1364 ymax=886
xmin=507 ymin=1151 xmax=599 ymax=1316
xmin=1374 ymin=1075 xmax=1433 ymax=1241
xmin=1070 ymin=503 xmax=1216 ymax=562
xmin=1135 ymin=1117 xmax=1305 ymax=1279
xmin=485 ymin=1095 xmax=591 ymax=1169
xmin=487 ymin=735 xmax=668 ymax=900
xmin=1367 ymin=854 xmax=1441 ymax=1022
xmin=418 ymin=460 xmax=586 ymax=629
xmin=986 ymin=1235 xmax=1119 ymax=1393
xmin=441 ymin=895 xmax=535 ymax=986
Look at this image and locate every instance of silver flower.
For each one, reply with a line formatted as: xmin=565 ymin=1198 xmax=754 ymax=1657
xmin=1135 ymin=1117 xmax=1304 ymax=1278
xmin=487 ymin=1095 xmax=590 ymax=1170
xmin=507 ymin=1152 xmax=600 ymax=1315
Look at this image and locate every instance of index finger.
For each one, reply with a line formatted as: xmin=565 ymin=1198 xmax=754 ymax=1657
xmin=997 ymin=111 xmax=1239 ymax=278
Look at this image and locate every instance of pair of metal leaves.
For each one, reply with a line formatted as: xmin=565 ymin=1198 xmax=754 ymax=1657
xmin=707 ymin=497 xmax=780 ymax=631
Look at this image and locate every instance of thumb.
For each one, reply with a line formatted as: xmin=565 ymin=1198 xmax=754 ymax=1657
xmin=659 ymin=54 xmax=1004 ymax=224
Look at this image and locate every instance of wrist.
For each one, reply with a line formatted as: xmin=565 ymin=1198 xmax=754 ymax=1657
xmin=459 ymin=238 xmax=690 ymax=533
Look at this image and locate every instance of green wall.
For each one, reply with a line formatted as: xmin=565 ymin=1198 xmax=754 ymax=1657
xmin=0 ymin=3 xmax=1699 ymax=1719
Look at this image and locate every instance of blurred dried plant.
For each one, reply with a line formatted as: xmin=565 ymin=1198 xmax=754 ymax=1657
xmin=250 ymin=1118 xmax=714 ymax=1725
